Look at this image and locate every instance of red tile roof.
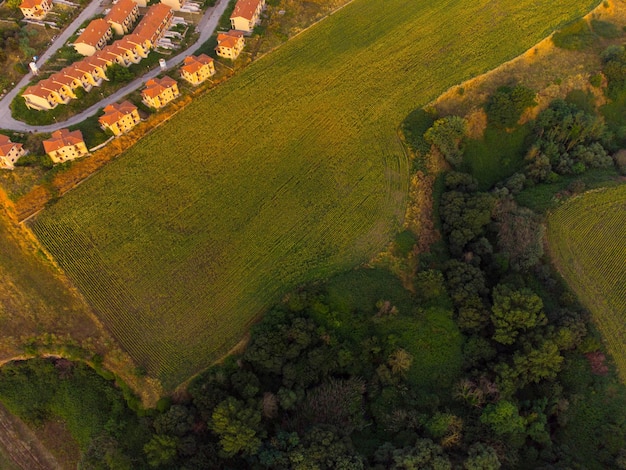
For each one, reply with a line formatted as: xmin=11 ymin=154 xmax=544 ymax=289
xmin=142 ymin=76 xmax=177 ymax=98
xmin=230 ymin=0 xmax=262 ymax=21
xmin=133 ymin=3 xmax=172 ymax=42
xmin=0 ymin=135 xmax=22 ymax=158
xmin=181 ymin=54 xmax=213 ymax=74
xmin=20 ymin=0 xmax=46 ymax=9
xmin=105 ymin=0 xmax=138 ymax=25
xmin=75 ymin=18 xmax=111 ymax=47
xmin=99 ymin=100 xmax=137 ymax=126
xmin=217 ymin=30 xmax=243 ymax=49
xmin=43 ymin=129 xmax=85 ymax=153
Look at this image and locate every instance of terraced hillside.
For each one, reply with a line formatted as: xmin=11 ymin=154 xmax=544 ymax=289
xmin=31 ymin=0 xmax=597 ymax=388
xmin=547 ymin=185 xmax=626 ymax=381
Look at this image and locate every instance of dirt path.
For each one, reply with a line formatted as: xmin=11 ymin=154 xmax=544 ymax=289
xmin=0 ymin=402 xmax=61 ymax=470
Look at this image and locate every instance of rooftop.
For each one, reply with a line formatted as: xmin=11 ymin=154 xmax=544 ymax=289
xmin=43 ymin=129 xmax=85 ymax=153
xmin=105 ymin=0 xmax=138 ymax=25
xmin=75 ymin=18 xmax=111 ymax=47
xmin=99 ymin=101 xmax=138 ymax=126
xmin=230 ymin=0 xmax=262 ymax=21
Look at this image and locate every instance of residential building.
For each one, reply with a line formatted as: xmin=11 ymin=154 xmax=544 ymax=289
xmin=215 ymin=30 xmax=245 ymax=60
xmin=105 ymin=0 xmax=140 ymax=36
xmin=22 ymin=77 xmax=75 ymax=110
xmin=115 ymin=35 xmax=150 ymax=64
xmin=20 ymin=0 xmax=52 ymax=19
xmin=63 ymin=65 xmax=95 ymax=92
xmin=99 ymin=101 xmax=140 ymax=136
xmin=0 ymin=135 xmax=27 ymax=169
xmin=72 ymin=59 xmax=108 ymax=88
xmin=180 ymin=54 xmax=215 ymax=85
xmin=160 ymin=0 xmax=184 ymax=11
xmin=131 ymin=0 xmax=147 ymax=6
xmin=230 ymin=0 xmax=265 ymax=33
xmin=50 ymin=71 xmax=83 ymax=97
xmin=74 ymin=19 xmax=113 ymax=56
xmin=141 ymin=76 xmax=179 ymax=109
xmin=43 ymin=129 xmax=88 ymax=163
xmin=133 ymin=3 xmax=173 ymax=48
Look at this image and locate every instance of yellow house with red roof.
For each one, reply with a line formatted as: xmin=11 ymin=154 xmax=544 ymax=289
xmin=141 ymin=77 xmax=179 ymax=109
xmin=215 ymin=31 xmax=245 ymax=60
xmin=22 ymin=76 xmax=76 ymax=110
xmin=74 ymin=19 xmax=113 ymax=56
xmin=230 ymin=0 xmax=265 ymax=33
xmin=43 ymin=129 xmax=88 ymax=163
xmin=20 ymin=0 xmax=52 ymax=19
xmin=0 ymin=135 xmax=27 ymax=169
xmin=99 ymin=101 xmax=140 ymax=136
xmin=105 ymin=0 xmax=140 ymax=36
xmin=180 ymin=54 xmax=215 ymax=85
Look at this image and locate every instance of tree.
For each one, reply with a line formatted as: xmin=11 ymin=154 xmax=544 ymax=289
xmin=388 ymin=348 xmax=414 ymax=376
xmin=143 ymin=434 xmax=178 ymax=468
xmin=464 ymin=443 xmax=501 ymax=470
xmin=210 ymin=397 xmax=263 ymax=457
xmin=485 ymin=85 xmax=536 ymax=128
xmin=494 ymin=199 xmax=544 ymax=271
xmin=153 ymin=404 xmax=194 ymax=437
xmin=444 ymin=260 xmax=489 ymax=307
xmin=440 ymin=191 xmax=495 ymax=256
xmin=491 ymin=285 xmax=547 ymax=345
xmin=390 ymin=439 xmax=452 ymax=470
xmin=106 ymin=63 xmax=134 ymax=83
xmin=513 ymin=340 xmax=564 ymax=384
xmin=480 ymin=400 xmax=525 ymax=437
xmin=424 ymin=116 xmax=468 ymax=167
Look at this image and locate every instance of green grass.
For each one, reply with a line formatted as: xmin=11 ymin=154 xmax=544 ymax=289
xmin=552 ymin=18 xmax=596 ymax=50
xmin=462 ymin=124 xmax=531 ymax=190
xmin=515 ymin=167 xmax=620 ymax=212
xmin=547 ymin=185 xmax=626 ymax=382
xmin=30 ymin=0 xmax=598 ymax=388
xmin=320 ymin=268 xmax=462 ymax=394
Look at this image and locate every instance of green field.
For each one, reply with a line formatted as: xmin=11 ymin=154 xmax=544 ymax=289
xmin=31 ymin=0 xmax=597 ymax=388
xmin=547 ymin=185 xmax=626 ymax=381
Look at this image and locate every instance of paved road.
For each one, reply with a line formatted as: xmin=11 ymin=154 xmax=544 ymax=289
xmin=0 ymin=0 xmax=230 ymax=132
xmin=0 ymin=0 xmax=104 ymax=130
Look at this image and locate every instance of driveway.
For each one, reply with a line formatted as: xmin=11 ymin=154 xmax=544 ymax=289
xmin=0 ymin=0 xmax=230 ymax=132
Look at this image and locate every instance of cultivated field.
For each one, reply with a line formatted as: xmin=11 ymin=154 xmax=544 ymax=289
xmin=547 ymin=185 xmax=626 ymax=381
xmin=31 ymin=0 xmax=597 ymax=388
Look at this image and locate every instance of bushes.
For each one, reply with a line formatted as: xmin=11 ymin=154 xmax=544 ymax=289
xmin=485 ymin=85 xmax=536 ymax=128
xmin=424 ymin=116 xmax=468 ymax=167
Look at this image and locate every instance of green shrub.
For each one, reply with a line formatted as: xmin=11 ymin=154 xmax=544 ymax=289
xmin=589 ymin=73 xmax=603 ymax=88
xmin=591 ymin=19 xmax=622 ymax=39
xmin=485 ymin=85 xmax=536 ymax=128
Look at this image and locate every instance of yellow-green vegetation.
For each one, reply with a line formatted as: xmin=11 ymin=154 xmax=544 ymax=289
xmin=31 ymin=0 xmax=597 ymax=388
xmin=547 ymin=185 xmax=626 ymax=380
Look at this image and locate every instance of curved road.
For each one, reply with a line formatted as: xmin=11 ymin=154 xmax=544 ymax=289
xmin=0 ymin=0 xmax=230 ymax=132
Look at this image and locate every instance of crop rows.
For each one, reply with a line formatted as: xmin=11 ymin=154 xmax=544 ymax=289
xmin=31 ymin=0 xmax=596 ymax=388
xmin=547 ymin=186 xmax=626 ymax=381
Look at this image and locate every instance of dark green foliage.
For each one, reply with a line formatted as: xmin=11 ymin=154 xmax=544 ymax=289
xmin=0 ymin=359 xmax=150 ymax=466
xmin=402 ymin=108 xmax=437 ymax=156
xmin=439 ymin=191 xmax=495 ymax=255
xmin=485 ymin=85 xmax=536 ymax=129
xmin=552 ymin=19 xmax=595 ymax=50
xmin=591 ymin=19 xmax=622 ymax=38
xmin=106 ymin=63 xmax=134 ymax=83
xmin=494 ymin=199 xmax=544 ymax=271
xmin=424 ymin=116 xmax=468 ymax=167
xmin=490 ymin=284 xmax=547 ymax=345
xmin=601 ymin=45 xmax=626 ymax=99
xmin=525 ymin=99 xmax=612 ymax=182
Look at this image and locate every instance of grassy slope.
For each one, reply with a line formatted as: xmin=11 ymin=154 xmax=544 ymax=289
xmin=547 ymin=185 xmax=626 ymax=381
xmin=31 ymin=0 xmax=597 ymax=388
xmin=0 ymin=192 xmax=102 ymax=359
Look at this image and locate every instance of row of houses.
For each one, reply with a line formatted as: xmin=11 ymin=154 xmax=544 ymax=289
xmin=22 ymin=2 xmax=174 ymax=111
xmin=19 ymin=0 xmax=184 ymax=21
